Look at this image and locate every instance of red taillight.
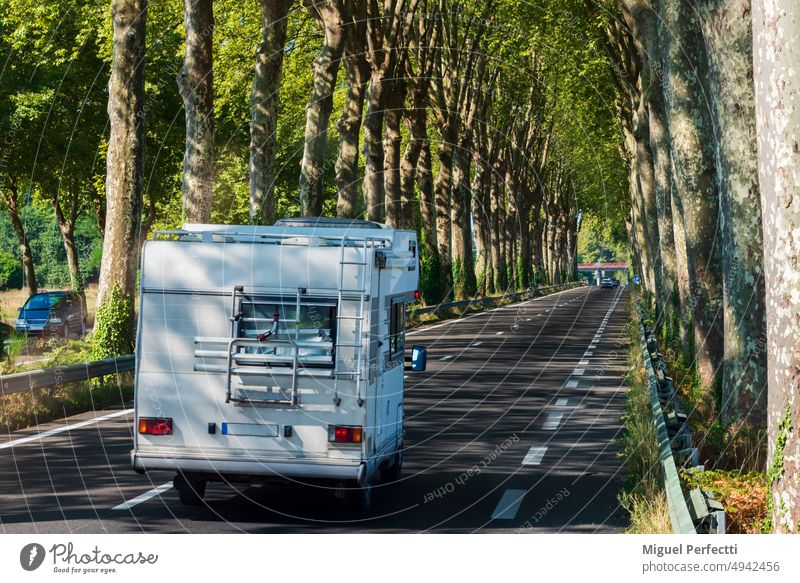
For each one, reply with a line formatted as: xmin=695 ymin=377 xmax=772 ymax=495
xmin=414 ymin=290 xmax=420 ymax=301
xmin=329 ymin=425 xmax=363 ymax=443
xmin=138 ymin=417 xmax=173 ymax=435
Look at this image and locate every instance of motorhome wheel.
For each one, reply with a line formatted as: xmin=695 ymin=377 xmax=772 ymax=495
xmin=174 ymin=472 xmax=207 ymax=506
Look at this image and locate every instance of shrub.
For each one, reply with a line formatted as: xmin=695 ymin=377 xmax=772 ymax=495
xmin=0 ymin=251 xmax=22 ymax=290
xmin=91 ymin=284 xmax=136 ymax=358
xmin=682 ymin=468 xmax=767 ymax=534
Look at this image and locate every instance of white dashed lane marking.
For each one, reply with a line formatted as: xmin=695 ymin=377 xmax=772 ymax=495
xmin=543 ymin=413 xmax=564 ymax=431
xmin=522 ymin=446 xmax=548 ymax=466
xmin=490 ymin=489 xmax=527 ymax=520
xmin=112 ymin=482 xmax=173 ymax=511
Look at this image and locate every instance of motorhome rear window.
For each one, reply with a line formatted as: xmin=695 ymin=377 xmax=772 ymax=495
xmin=238 ymin=297 xmax=336 ymax=367
xmin=389 ymin=300 xmax=405 ymax=356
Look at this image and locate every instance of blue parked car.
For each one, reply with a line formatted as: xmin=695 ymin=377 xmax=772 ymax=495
xmin=15 ymin=291 xmax=87 ymax=338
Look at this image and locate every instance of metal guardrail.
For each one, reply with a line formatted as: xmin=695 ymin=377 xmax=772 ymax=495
xmin=411 ymin=282 xmax=586 ymax=317
xmin=0 ymin=355 xmax=135 ymax=397
xmin=636 ymin=303 xmax=725 ymax=534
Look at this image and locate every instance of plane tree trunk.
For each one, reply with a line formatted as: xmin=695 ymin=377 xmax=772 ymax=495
xmin=53 ymin=180 xmax=83 ymax=291
xmin=249 ymin=0 xmax=293 ymax=225
xmin=177 ymin=0 xmax=214 ymax=223
xmin=752 ymin=0 xmax=800 ymax=533
xmin=300 ymin=0 xmax=347 ymax=217
xmin=696 ymin=0 xmax=767 ymax=431
xmin=661 ymin=0 xmax=723 ymax=389
xmin=0 ymin=176 xmax=37 ymax=295
xmin=94 ymin=0 xmax=146 ymax=356
xmin=335 ymin=0 xmax=368 ymax=218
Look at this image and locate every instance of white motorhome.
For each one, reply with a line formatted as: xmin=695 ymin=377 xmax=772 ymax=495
xmin=131 ymin=218 xmax=426 ymax=511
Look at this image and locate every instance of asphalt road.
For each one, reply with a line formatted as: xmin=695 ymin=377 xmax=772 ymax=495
xmin=0 ymin=285 xmax=631 ymax=533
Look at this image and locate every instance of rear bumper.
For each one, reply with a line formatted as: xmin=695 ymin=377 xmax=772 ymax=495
xmin=131 ymin=451 xmax=366 ymax=483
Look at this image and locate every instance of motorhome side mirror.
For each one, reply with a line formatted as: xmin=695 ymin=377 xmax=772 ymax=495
xmin=410 ymin=346 xmax=427 ymax=372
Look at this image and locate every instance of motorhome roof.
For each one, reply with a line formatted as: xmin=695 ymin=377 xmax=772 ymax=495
xmin=273 ymin=217 xmax=387 ymax=229
xmin=167 ymin=221 xmax=408 ymax=245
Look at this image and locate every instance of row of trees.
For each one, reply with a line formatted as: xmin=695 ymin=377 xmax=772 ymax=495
xmin=171 ymin=0 xmax=624 ymax=303
xmin=1 ymin=0 xmax=626 ymax=332
xmin=605 ymin=0 xmax=798 ymax=532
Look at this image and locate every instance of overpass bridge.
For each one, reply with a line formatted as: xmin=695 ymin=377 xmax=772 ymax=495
xmin=577 ymin=262 xmax=630 ymax=284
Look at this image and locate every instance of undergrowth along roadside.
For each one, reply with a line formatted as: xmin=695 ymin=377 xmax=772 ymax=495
xmin=618 ymin=298 xmax=671 ymax=534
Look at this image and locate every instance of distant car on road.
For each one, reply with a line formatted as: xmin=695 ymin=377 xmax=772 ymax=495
xmin=15 ymin=291 xmax=86 ymax=338
xmin=600 ymin=278 xmax=614 ymax=288
xmin=612 ymin=279 xmax=621 ymax=287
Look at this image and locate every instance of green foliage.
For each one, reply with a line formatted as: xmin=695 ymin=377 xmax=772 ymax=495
xmin=764 ymin=406 xmax=793 ymax=532
xmin=91 ymin=284 xmax=135 ymax=358
xmin=420 ymin=247 xmax=444 ymax=305
xmin=0 ymin=206 xmax=102 ymax=288
xmin=0 ymin=251 xmax=22 ymax=289
xmin=4 ymin=331 xmax=27 ymax=360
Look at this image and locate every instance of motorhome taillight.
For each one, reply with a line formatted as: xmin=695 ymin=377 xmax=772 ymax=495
xmin=138 ymin=417 xmax=173 ymax=436
xmin=328 ymin=425 xmax=362 ymax=443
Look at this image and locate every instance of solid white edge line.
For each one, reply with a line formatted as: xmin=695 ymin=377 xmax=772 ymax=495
xmin=112 ymin=482 xmax=173 ymax=511
xmin=0 ymin=409 xmax=133 ymax=450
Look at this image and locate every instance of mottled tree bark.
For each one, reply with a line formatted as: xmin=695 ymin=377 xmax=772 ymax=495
xmin=633 ymin=103 xmax=661 ymax=294
xmin=452 ymin=147 xmax=476 ymax=298
xmin=363 ymin=68 xmax=386 ymax=222
xmin=490 ymin=153 xmax=507 ymax=291
xmin=53 ymin=181 xmax=82 ymax=291
xmin=250 ymin=0 xmax=293 ymax=225
xmin=177 ymin=0 xmax=214 ymax=223
xmin=696 ymin=0 xmax=767 ymax=429
xmin=0 ymin=176 xmax=37 ymax=295
xmin=621 ymin=0 xmax=666 ymax=302
xmin=383 ymin=84 xmax=405 ymax=227
xmin=300 ymin=0 xmax=347 ymax=217
xmin=753 ymin=0 xmax=800 ymax=533
xmin=399 ymin=99 xmax=424 ymax=230
xmin=472 ymin=140 xmax=491 ymax=294
xmin=335 ymin=0 xmax=368 ymax=218
xmin=95 ymin=0 xmax=146 ymax=347
xmin=360 ymin=0 xmax=417 ymax=224
xmin=661 ymin=0 xmax=723 ymax=389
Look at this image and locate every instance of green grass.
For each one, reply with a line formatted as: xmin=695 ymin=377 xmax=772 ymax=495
xmin=618 ymin=301 xmax=671 ymax=534
xmin=0 ymin=377 xmax=133 ymax=433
